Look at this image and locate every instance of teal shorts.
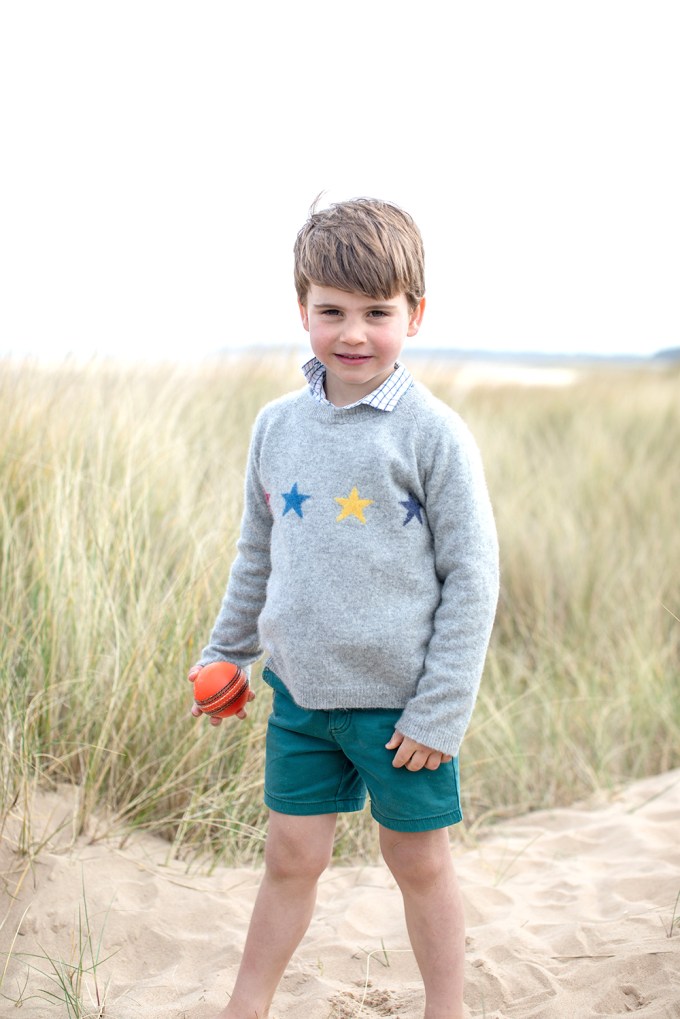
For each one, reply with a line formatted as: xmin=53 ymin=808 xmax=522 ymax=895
xmin=262 ymin=666 xmax=462 ymax=833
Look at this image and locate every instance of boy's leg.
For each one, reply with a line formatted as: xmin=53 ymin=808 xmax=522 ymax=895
xmin=379 ymin=825 xmax=465 ymax=1019
xmin=218 ymin=810 xmax=337 ymax=1019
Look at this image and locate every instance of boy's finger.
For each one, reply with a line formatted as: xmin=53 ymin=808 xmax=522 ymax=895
xmin=385 ymin=730 xmax=403 ymax=750
xmin=233 ymin=689 xmax=256 ymax=719
xmin=391 ymin=743 xmax=417 ymax=769
xmin=187 ymin=665 xmax=202 ymax=683
xmin=405 ymin=749 xmax=430 ymax=771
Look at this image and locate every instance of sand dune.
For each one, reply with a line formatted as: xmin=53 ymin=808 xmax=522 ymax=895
xmin=1 ymin=770 xmax=679 ymax=1018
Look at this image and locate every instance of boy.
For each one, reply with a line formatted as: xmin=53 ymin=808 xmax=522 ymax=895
xmin=190 ymin=198 xmax=499 ymax=1019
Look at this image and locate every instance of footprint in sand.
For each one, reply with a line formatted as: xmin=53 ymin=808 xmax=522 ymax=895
xmin=329 ymin=987 xmax=412 ymax=1017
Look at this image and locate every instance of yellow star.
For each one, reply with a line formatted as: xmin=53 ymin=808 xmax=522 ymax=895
xmin=335 ymin=486 xmax=374 ymax=524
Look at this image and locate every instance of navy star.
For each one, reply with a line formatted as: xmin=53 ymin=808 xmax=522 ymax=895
xmin=282 ymin=482 xmax=311 ymax=518
xmin=400 ymin=492 xmax=424 ymax=526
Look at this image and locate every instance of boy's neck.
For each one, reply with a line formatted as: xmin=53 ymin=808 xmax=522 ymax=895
xmin=322 ymin=364 xmax=397 ymax=408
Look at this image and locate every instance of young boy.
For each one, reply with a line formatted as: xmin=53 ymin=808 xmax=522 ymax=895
xmin=189 ymin=198 xmax=499 ymax=1019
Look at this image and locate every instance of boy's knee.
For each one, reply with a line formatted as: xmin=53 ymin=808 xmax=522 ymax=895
xmin=380 ymin=829 xmax=452 ymax=888
xmin=265 ymin=818 xmax=333 ymax=882
xmin=266 ymin=838 xmax=331 ymax=883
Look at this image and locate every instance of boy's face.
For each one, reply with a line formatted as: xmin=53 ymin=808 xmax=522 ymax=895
xmin=299 ymin=285 xmax=425 ymax=407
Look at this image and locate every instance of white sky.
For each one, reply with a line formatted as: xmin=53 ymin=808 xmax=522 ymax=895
xmin=1 ymin=1 xmax=678 ymax=362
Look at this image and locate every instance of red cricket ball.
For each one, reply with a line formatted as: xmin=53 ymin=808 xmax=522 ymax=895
xmin=193 ymin=661 xmax=250 ymax=718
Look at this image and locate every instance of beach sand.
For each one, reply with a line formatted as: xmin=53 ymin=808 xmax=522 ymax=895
xmin=1 ymin=769 xmax=679 ymax=1018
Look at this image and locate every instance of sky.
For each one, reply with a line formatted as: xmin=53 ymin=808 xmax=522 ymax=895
xmin=1 ymin=1 xmax=678 ymax=363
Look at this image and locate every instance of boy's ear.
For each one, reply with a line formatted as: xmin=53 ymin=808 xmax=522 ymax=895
xmin=407 ymin=297 xmax=426 ymax=337
xmin=298 ymin=300 xmax=310 ymax=331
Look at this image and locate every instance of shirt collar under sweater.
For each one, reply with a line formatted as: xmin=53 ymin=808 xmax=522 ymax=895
xmin=302 ymin=357 xmax=414 ymax=412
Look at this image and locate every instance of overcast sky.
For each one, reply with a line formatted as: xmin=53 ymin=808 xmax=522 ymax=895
xmin=1 ymin=1 xmax=678 ymax=363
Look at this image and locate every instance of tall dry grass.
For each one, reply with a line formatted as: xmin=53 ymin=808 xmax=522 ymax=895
xmin=1 ymin=355 xmax=678 ymax=864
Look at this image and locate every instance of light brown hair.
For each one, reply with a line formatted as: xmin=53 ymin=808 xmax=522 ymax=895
xmin=293 ymin=197 xmax=425 ymax=310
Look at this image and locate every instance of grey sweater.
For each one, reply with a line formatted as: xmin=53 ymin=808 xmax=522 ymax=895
xmin=200 ymin=382 xmax=499 ymax=757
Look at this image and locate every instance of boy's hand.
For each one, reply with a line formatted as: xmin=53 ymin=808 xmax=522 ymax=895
xmin=386 ymin=731 xmax=453 ymax=771
xmin=187 ymin=664 xmax=255 ymax=725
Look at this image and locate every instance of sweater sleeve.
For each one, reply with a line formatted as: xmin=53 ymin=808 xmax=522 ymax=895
xmin=394 ymin=413 xmax=499 ymax=757
xmin=198 ymin=413 xmax=272 ymax=670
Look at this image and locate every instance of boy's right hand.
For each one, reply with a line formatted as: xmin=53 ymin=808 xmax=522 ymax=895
xmin=187 ymin=664 xmax=255 ymax=725
xmin=188 ymin=665 xmax=219 ymax=725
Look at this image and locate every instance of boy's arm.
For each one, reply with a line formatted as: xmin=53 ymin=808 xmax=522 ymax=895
xmin=394 ymin=416 xmax=499 ymax=760
xmin=196 ymin=417 xmax=272 ymax=671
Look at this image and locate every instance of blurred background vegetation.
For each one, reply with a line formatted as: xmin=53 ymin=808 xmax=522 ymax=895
xmin=1 ymin=356 xmax=678 ymax=866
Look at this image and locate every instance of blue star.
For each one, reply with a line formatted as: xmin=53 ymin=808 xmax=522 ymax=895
xmin=400 ymin=493 xmax=424 ymax=526
xmin=282 ymin=482 xmax=311 ymax=518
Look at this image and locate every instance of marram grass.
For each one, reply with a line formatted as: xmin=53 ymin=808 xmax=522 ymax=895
xmin=1 ymin=356 xmax=678 ymax=864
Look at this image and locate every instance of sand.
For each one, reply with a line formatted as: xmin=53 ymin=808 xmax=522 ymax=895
xmin=1 ymin=770 xmax=679 ymax=1018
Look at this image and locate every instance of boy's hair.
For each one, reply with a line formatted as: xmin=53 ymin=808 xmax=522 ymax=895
xmin=294 ymin=197 xmax=425 ymax=311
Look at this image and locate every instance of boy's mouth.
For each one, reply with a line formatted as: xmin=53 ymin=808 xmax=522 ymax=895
xmin=335 ymin=353 xmax=371 ymax=363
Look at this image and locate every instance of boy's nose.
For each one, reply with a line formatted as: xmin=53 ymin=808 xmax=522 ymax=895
xmin=339 ymin=321 xmax=365 ymax=345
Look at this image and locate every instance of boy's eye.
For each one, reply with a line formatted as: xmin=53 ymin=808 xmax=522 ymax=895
xmin=321 ymin=309 xmax=341 ymax=316
xmin=369 ymin=310 xmax=388 ymax=318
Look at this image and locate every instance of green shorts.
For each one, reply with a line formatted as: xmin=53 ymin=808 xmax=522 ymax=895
xmin=262 ymin=666 xmax=462 ymax=833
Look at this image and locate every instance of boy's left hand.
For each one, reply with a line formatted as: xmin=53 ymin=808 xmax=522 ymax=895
xmin=386 ymin=731 xmax=453 ymax=771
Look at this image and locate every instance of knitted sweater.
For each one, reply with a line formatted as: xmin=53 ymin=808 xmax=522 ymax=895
xmin=199 ymin=382 xmax=499 ymax=757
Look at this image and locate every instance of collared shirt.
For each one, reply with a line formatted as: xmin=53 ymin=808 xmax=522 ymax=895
xmin=302 ymin=357 xmax=414 ymax=412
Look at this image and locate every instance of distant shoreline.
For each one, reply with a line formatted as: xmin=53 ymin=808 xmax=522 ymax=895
xmin=2 ymin=346 xmax=677 ymax=371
